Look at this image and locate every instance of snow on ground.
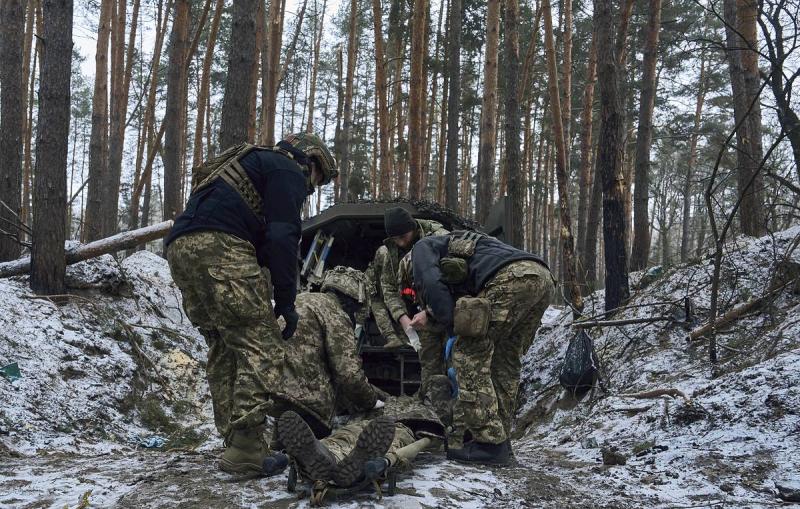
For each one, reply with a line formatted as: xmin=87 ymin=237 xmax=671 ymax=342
xmin=1 ymin=228 xmax=800 ymax=508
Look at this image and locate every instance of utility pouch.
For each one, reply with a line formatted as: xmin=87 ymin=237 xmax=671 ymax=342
xmin=440 ymin=257 xmax=469 ymax=285
xmin=453 ymin=297 xmax=491 ymax=338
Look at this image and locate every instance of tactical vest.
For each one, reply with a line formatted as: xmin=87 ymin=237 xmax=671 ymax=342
xmin=439 ymin=230 xmax=485 ymax=286
xmin=191 ymin=142 xmax=297 ymax=218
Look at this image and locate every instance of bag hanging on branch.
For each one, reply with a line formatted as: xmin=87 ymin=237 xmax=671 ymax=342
xmin=559 ymin=330 xmax=603 ymax=396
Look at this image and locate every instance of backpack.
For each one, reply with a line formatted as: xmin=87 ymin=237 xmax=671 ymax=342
xmin=559 ymin=330 xmax=602 ymax=396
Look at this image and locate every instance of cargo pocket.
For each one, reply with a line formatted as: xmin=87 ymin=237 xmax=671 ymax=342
xmin=453 ymin=297 xmax=491 ymax=338
xmin=207 ymin=261 xmax=270 ymax=323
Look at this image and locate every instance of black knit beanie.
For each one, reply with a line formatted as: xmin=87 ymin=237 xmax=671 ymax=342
xmin=384 ymin=207 xmax=416 ymax=237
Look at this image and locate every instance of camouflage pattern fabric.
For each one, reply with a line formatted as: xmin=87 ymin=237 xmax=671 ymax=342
xmin=321 ymin=421 xmax=416 ymax=468
xmin=282 ymin=292 xmax=377 ymax=435
xmin=449 ymin=260 xmax=554 ymax=446
xmin=166 ymin=231 xmax=289 ymax=438
xmin=365 ymin=257 xmax=406 ymax=347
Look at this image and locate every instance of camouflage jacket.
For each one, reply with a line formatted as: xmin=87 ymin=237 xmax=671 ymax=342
xmin=343 ymin=394 xmax=445 ymax=439
xmin=377 ymin=219 xmax=448 ymax=322
xmin=282 ymin=292 xmax=377 ymax=434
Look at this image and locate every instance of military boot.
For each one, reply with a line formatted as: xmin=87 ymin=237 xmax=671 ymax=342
xmin=331 ymin=416 xmax=395 ymax=487
xmin=277 ymin=411 xmax=337 ymax=481
xmin=446 ymin=439 xmax=510 ymax=466
xmin=218 ymin=425 xmax=269 ymax=476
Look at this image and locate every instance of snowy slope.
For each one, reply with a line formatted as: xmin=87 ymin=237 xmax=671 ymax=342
xmin=1 ymin=228 xmax=799 ymax=508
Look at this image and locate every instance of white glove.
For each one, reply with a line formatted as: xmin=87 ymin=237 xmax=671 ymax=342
xmin=404 ymin=326 xmax=421 ymax=352
xmin=374 ymin=399 xmax=385 ymax=409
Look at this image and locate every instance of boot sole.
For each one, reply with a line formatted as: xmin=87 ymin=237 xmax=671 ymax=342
xmin=277 ymin=411 xmax=334 ymax=481
xmin=331 ymin=416 xmax=395 ymax=487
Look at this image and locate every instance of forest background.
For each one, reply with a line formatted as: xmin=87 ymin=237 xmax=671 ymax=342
xmin=0 ymin=0 xmax=798 ymax=316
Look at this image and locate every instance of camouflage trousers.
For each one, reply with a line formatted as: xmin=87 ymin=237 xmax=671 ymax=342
xmin=417 ymin=326 xmax=452 ymax=426
xmin=167 ymin=231 xmax=289 ymax=439
xmin=450 ymin=260 xmax=554 ymax=446
xmin=322 ymin=420 xmax=416 ymax=470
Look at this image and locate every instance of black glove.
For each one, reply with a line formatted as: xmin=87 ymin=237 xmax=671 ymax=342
xmin=276 ymin=307 xmax=299 ymax=340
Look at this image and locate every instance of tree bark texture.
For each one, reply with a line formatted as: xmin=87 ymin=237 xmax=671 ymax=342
xmin=723 ymin=0 xmax=766 ymax=236
xmin=543 ymin=0 xmax=582 ymax=311
xmin=338 ymin=0 xmax=359 ymax=201
xmin=444 ymin=0 xmax=462 ymax=210
xmin=595 ymin=0 xmax=630 ymax=310
xmin=681 ymin=53 xmax=706 ymax=263
xmin=475 ymin=0 xmax=500 ymax=224
xmin=221 ymin=0 xmax=259 ymax=148
xmin=407 ymin=0 xmax=428 ymax=198
xmin=576 ymin=32 xmax=597 ymax=270
xmin=261 ymin=0 xmax=285 ymax=145
xmin=31 ymin=0 xmax=73 ymax=295
xmin=0 ymin=0 xmax=25 ymax=261
xmin=84 ymin=0 xmax=113 ymax=242
xmin=306 ymin=0 xmax=326 ymax=134
xmin=629 ymin=0 xmax=662 ymax=270
xmin=193 ymin=0 xmax=225 ymax=168
xmin=163 ymin=0 xmax=191 ymax=222
xmin=503 ymin=0 xmax=524 ymax=248
xmin=372 ymin=0 xmax=392 ymax=199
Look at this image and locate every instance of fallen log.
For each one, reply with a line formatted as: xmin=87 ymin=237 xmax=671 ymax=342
xmin=0 ymin=220 xmax=173 ymax=279
xmin=686 ymin=277 xmax=796 ymax=341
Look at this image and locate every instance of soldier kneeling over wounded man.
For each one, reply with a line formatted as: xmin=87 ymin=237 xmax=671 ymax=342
xmin=264 ymin=266 xmax=444 ymax=492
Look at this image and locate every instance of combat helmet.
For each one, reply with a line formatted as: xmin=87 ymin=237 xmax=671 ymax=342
xmin=283 ymin=132 xmax=339 ymax=185
xmin=321 ymin=266 xmax=370 ymax=322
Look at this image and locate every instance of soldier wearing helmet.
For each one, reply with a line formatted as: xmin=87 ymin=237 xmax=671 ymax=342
xmin=164 ymin=132 xmax=337 ymax=477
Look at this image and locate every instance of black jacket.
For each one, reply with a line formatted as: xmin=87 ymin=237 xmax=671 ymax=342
xmin=165 ymin=147 xmax=308 ymax=315
xmin=411 ymin=233 xmax=548 ymax=335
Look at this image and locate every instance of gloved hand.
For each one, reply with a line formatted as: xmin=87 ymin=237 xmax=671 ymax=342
xmin=275 ymin=307 xmax=299 ymax=340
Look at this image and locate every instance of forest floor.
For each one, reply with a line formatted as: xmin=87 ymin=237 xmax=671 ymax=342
xmin=1 ymin=229 xmax=799 ymax=508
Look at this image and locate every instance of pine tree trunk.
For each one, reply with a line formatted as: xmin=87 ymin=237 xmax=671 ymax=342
xmin=277 ymin=0 xmax=308 ymax=89
xmin=31 ymin=0 xmax=72 ymax=294
xmin=220 ymin=0 xmax=259 ymax=149
xmin=163 ymin=0 xmax=192 ymax=223
xmin=84 ymin=0 xmax=113 ymax=242
xmin=475 ymin=0 xmax=500 ymax=224
xmin=0 ymin=0 xmax=25 ymax=261
xmin=407 ymin=0 xmax=428 ymax=198
xmin=193 ymin=0 xmax=225 ymax=168
xmin=338 ymin=0 xmax=359 ymax=201
xmin=444 ymin=0 xmax=461 ymax=209
xmin=560 ymin=0 xmax=572 ymax=172
xmin=503 ymin=0 xmax=524 ymax=248
xmin=306 ymin=0 xmax=326 ymax=133
xmin=576 ymin=32 xmax=597 ymax=270
xmin=543 ymin=0 xmax=582 ymax=311
xmin=724 ymin=0 xmax=766 ymax=236
xmin=595 ymin=0 xmax=630 ymax=310
xmin=130 ymin=0 xmax=170 ymax=230
xmin=629 ymin=0 xmax=662 ymax=270
xmin=261 ymin=0 xmax=286 ymax=145
xmin=371 ymin=0 xmax=392 ymax=199
xmin=680 ymin=53 xmax=706 ymax=262
xmin=584 ymin=143 xmax=602 ymax=286
xmin=249 ymin=2 xmax=264 ymax=141
xmin=20 ymin=0 xmax=38 ymax=239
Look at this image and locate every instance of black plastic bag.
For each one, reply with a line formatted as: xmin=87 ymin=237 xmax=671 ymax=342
xmin=559 ymin=330 xmax=601 ymax=396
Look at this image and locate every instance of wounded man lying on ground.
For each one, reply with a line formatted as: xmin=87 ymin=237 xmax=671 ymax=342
xmin=276 ymin=394 xmax=444 ymax=491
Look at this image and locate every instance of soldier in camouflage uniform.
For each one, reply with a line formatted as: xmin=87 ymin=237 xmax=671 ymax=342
xmin=372 ymin=207 xmax=451 ymax=422
xmin=278 ymin=266 xmax=378 ymax=438
xmin=271 ymin=267 xmax=444 ymax=487
xmin=278 ymin=395 xmax=444 ymax=487
xmin=165 ymin=133 xmax=337 ymax=476
xmin=398 ymin=232 xmax=554 ymax=465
